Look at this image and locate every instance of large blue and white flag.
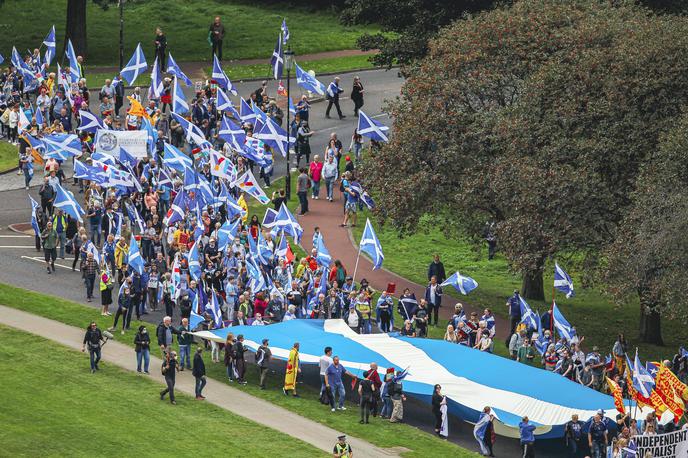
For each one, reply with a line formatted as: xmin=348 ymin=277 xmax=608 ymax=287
xmin=231 ymin=169 xmax=270 ymax=205
xmin=551 ymin=302 xmax=575 ymax=341
xmin=74 ymin=160 xmax=108 ymax=184
xmin=12 ymin=47 xmax=36 ymax=84
xmin=54 ymin=183 xmax=85 ymax=222
xmin=554 ymin=262 xmax=575 ymax=299
xmin=43 ymin=133 xmax=82 ymax=160
xmin=357 ymin=110 xmax=389 ymax=143
xmin=206 ymin=289 xmax=223 ymax=328
xmin=77 ymin=110 xmax=106 ymax=133
xmin=518 ymin=296 xmax=539 ymax=331
xmin=211 ymin=54 xmax=237 ymax=95
xmin=24 ymin=133 xmax=45 ymax=153
xmin=172 ymin=76 xmax=189 ymax=114
xmin=218 ymin=115 xmax=246 ymax=151
xmin=269 ymin=203 xmax=303 ymax=242
xmin=294 ymin=62 xmax=326 ymax=95
xmin=65 ymin=39 xmax=81 ymax=79
xmin=43 ymin=25 xmax=56 ymax=67
xmin=240 ymin=97 xmax=257 ymax=124
xmin=255 ymin=116 xmax=293 ymax=158
xmin=170 ymin=112 xmax=212 ymax=149
xmin=217 ymin=218 xmax=240 ymax=252
xmin=190 ymin=309 xmax=205 ymax=329
xmin=148 ymin=56 xmax=164 ymax=99
xmin=216 ymin=87 xmax=234 ymax=113
xmin=120 ymin=43 xmax=147 ymax=85
xmin=188 ymin=240 xmax=202 ymax=281
xmin=29 ymin=196 xmax=41 ymax=236
xmin=246 ymin=256 xmax=267 ymax=292
xmin=163 ymin=142 xmax=193 ymax=173
xmin=441 ymin=271 xmax=478 ymax=295
xmin=166 ymin=53 xmax=192 ymax=86
xmin=316 ymin=236 xmax=332 ymax=267
xmin=91 ymin=151 xmax=117 ymax=167
xmin=632 ymin=350 xmax=655 ymax=399
xmin=209 ymin=149 xmax=236 ymax=181
xmin=164 ymin=189 xmax=187 ymax=226
xmin=270 ymin=34 xmax=283 ymax=80
xmin=281 ymin=18 xmax=290 ymax=43
xmin=359 ymin=218 xmax=384 ymax=270
xmin=127 ymin=234 xmax=144 ymax=275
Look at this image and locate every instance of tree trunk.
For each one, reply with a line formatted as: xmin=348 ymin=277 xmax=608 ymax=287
xmin=638 ymin=291 xmax=664 ymax=345
xmin=521 ymin=268 xmax=545 ymax=301
xmin=65 ymin=0 xmax=88 ymax=59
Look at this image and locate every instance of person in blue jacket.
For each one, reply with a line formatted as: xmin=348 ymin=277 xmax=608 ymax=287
xmin=519 ymin=416 xmax=536 ymax=458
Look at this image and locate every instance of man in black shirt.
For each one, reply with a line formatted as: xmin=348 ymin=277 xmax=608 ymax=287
xmin=255 ymin=338 xmax=272 ymax=389
xmin=160 ymin=350 xmax=179 ymax=404
xmin=358 ymin=370 xmax=376 ymax=424
xmin=564 ymin=414 xmax=584 ymax=457
xmin=414 ymin=301 xmax=429 ymax=338
xmin=427 ymin=254 xmax=446 ymax=284
xmin=192 ymin=347 xmax=207 ymax=400
xmin=233 ymin=334 xmax=247 ymax=385
xmin=82 ymin=321 xmax=106 ymax=373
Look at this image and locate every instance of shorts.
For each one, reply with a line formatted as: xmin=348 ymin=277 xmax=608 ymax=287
xmin=44 ymin=247 xmax=56 ymax=263
xmin=345 ymin=202 xmax=358 ymax=213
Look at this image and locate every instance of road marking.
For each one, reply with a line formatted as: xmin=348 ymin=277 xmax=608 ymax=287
xmin=20 ymin=256 xmax=75 ymax=271
xmin=0 ymin=235 xmax=31 ymax=238
xmin=0 ymin=246 xmax=39 ymax=248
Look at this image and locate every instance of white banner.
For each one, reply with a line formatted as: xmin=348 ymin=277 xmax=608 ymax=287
xmin=95 ymin=130 xmax=148 ymax=158
xmin=633 ymin=429 xmax=688 ymax=457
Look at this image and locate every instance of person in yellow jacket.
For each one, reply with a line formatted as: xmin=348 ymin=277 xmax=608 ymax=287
xmin=237 ymin=194 xmax=248 ymax=224
xmin=283 ymin=342 xmax=301 ymax=397
xmin=99 ymin=272 xmax=114 ymax=316
xmin=114 ymin=237 xmax=129 ymax=282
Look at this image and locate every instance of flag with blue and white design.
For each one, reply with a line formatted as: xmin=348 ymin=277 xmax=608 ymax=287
xmin=357 ymin=110 xmax=389 ymax=143
xmin=551 ymin=302 xmax=575 ymax=341
xmin=209 ymin=149 xmax=236 ymax=181
xmin=86 ymin=241 xmax=100 ymax=264
xmin=172 ymin=76 xmax=189 ymax=114
xmin=91 ymin=151 xmax=117 ymax=167
xmin=217 ymin=218 xmax=240 ymax=252
xmin=281 ymin=19 xmax=290 ymax=43
xmin=65 ymin=39 xmax=81 ymax=79
xmin=441 ymin=271 xmax=478 ymax=295
xmin=77 ymin=110 xmax=106 ymax=133
xmin=239 ymin=97 xmax=257 ymax=124
xmin=211 ymin=54 xmax=237 ymax=95
xmin=125 ymin=202 xmax=145 ymax=233
xmin=288 ymin=97 xmax=296 ymax=116
xmin=188 ymin=240 xmax=202 ymax=281
xmin=73 ymin=160 xmax=108 ymax=184
xmin=43 ymin=133 xmax=82 ymax=159
xmin=12 ymin=47 xmax=36 ymax=85
xmin=270 ymin=34 xmax=283 ymax=80
xmin=632 ymin=350 xmax=655 ymax=399
xmin=166 ymin=53 xmax=192 ymax=86
xmin=29 ymin=196 xmax=40 ymax=236
xmin=163 ymin=189 xmax=187 ymax=226
xmin=54 ymin=183 xmax=85 ymax=221
xmin=518 ymin=296 xmax=538 ymax=331
xmin=269 ymin=203 xmax=303 ymax=242
xmin=255 ymin=116 xmax=293 ymax=158
xmin=246 ymin=256 xmax=267 ymax=292
xmin=156 ymin=167 xmax=173 ymax=189
xmin=127 ymin=234 xmax=144 ymax=275
xmin=231 ymin=169 xmax=270 ymax=205
xmin=170 ymin=112 xmax=212 ymax=149
xmin=294 ymin=62 xmax=326 ymax=95
xmin=218 ymin=115 xmax=246 ymax=151
xmin=0 ymin=53 xmax=3 ymax=65
xmin=206 ymin=290 xmax=223 ymax=328
xmin=316 ymin=236 xmax=332 ymax=267
xmin=120 ymin=43 xmax=147 ymax=85
xmin=554 ymin=262 xmax=575 ymax=298
xmin=43 ymin=25 xmax=56 ymax=67
xmin=163 ymin=142 xmax=192 ymax=173
xmin=190 ymin=309 xmax=205 ymax=330
xmin=216 ymin=87 xmax=234 ymax=113
xmin=359 ymin=218 xmax=384 ymax=270
xmin=149 ymin=56 xmax=164 ymax=99
xmin=183 ymin=166 xmax=199 ymax=193
xmin=35 ymin=104 xmax=45 ymax=126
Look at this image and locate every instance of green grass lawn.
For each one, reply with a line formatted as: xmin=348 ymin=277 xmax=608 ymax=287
xmin=0 ymin=141 xmax=18 ymax=172
xmin=0 ymin=0 xmax=379 ymax=65
xmin=350 ymin=214 xmax=688 ymax=361
xmin=0 ymin=283 xmax=480 ymax=458
xmin=0 ymin=324 xmax=322 ymax=457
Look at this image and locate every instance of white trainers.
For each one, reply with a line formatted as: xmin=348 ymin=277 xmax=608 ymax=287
xmin=331 ymin=408 xmax=335 ymax=412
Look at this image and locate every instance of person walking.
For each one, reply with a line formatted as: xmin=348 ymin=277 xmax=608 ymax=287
xmin=519 ymin=416 xmax=536 ymax=458
xmin=177 ymin=318 xmax=192 ymax=371
xmin=255 ymin=338 xmax=272 ymax=389
xmin=160 ymin=350 xmax=179 ymax=405
xmin=233 ymin=334 xmax=248 ymax=385
xmin=588 ymin=413 xmax=608 ymax=458
xmin=283 ymin=342 xmax=301 ymax=397
xmin=325 ymin=77 xmax=345 ymax=120
xmin=99 ymin=272 xmax=113 ymax=316
xmin=296 ymin=121 xmax=314 ymax=166
xmin=154 ymin=27 xmax=167 ymax=70
xmin=389 ymin=370 xmax=406 ymax=423
xmin=474 ymin=406 xmax=494 ymax=456
xmin=309 ymin=155 xmax=323 ymax=200
xmin=209 ymin=16 xmax=226 ymax=60
xmin=358 ymin=370 xmax=376 ymax=424
xmin=82 ymin=252 xmax=99 ymax=302
xmin=82 ymin=321 xmax=106 ymax=373
xmin=134 ymin=325 xmax=151 ymax=374
xmin=41 ymin=221 xmax=58 ymax=274
xmin=296 ymin=168 xmax=309 ymax=216
xmin=193 ymin=347 xmax=207 ymax=400
xmin=156 ymin=316 xmax=179 ymax=356
xmin=333 ymin=435 xmax=353 ymax=458
xmin=351 ymin=76 xmax=364 ymax=117
xmin=322 ymin=155 xmax=338 ymax=202
xmin=325 ymin=355 xmax=356 ymax=412
xmin=506 ymin=289 xmax=522 ymax=345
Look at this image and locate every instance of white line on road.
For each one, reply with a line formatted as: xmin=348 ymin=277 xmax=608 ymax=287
xmin=0 ymin=235 xmax=31 ymax=238
xmin=20 ymin=256 xmax=75 ymax=271
xmin=0 ymin=246 xmax=39 ymax=248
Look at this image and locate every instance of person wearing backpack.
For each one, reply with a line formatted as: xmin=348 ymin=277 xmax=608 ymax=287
xmin=329 ymin=260 xmax=347 ymax=286
xmin=160 ymin=350 xmax=179 ymax=405
xmin=255 ymin=338 xmax=272 ymax=390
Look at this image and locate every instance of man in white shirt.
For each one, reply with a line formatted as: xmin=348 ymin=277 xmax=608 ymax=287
xmin=319 ymin=346 xmax=333 ymax=399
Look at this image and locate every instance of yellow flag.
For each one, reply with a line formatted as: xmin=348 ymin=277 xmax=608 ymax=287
xmin=126 ymin=96 xmax=150 ymax=119
xmin=283 ymin=347 xmax=299 ymax=391
xmin=606 ymin=376 xmax=626 ymax=414
xmin=237 ymin=194 xmax=249 ymax=223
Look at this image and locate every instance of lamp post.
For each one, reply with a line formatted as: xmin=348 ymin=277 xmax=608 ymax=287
xmin=284 ymin=48 xmax=295 ymax=200
xmin=119 ymin=0 xmax=125 ymax=71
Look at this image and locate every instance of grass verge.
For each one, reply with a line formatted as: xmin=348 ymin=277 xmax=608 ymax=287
xmin=0 ymin=141 xmax=18 ymax=172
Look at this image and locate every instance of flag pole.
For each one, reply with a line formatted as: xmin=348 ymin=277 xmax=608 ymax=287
xmin=352 ymin=238 xmax=363 ymax=285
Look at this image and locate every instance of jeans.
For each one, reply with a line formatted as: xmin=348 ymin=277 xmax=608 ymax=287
xmin=195 ymin=375 xmax=207 ymax=397
xmin=325 ymin=177 xmax=335 ymax=200
xmin=89 ymin=223 xmax=101 ymax=246
xmin=89 ymin=346 xmax=101 ymax=371
xmin=567 ymin=438 xmax=579 ymax=457
xmin=179 ymin=344 xmax=191 ymax=369
xmin=329 ymin=381 xmax=346 ymax=409
xmin=353 ymin=142 xmax=362 ymax=162
xmin=297 ymin=191 xmax=308 ymax=214
xmin=311 ymin=179 xmax=321 ymax=198
xmin=23 ymin=168 xmax=32 ymax=188
xmin=85 ymin=273 xmax=96 ymax=299
xmin=361 ymin=319 xmax=372 ymax=334
xmin=320 ymin=374 xmax=327 ymax=398
xmin=380 ymin=396 xmax=392 ymax=418
xmin=161 ymin=375 xmax=175 ymax=402
xmin=57 ymin=231 xmax=66 ymax=258
xmin=591 ymin=441 xmax=604 ymax=458
xmin=136 ymin=348 xmax=150 ymax=372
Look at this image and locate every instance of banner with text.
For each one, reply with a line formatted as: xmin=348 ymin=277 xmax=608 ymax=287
xmin=95 ymin=130 xmax=148 ymax=158
xmin=632 ymin=429 xmax=688 ymax=457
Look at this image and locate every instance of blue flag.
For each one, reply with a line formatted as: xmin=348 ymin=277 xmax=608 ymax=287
xmin=294 ymin=62 xmax=326 ymax=95
xmin=357 ymin=110 xmax=390 ymax=142
xmin=188 ymin=240 xmax=202 ymax=281
xmin=217 ymin=218 xmax=240 ymax=252
xmin=43 ymin=25 xmax=56 ymax=67
xmin=551 ymin=302 xmax=575 ymax=341
xmin=281 ymin=18 xmax=290 ymax=43
xmin=316 ymin=236 xmax=332 ymax=266
xmin=211 ymin=54 xmax=237 ymax=95
xmin=359 ymin=218 xmax=384 ymax=270
xmin=127 ymin=234 xmax=144 ymax=275
xmin=440 ymin=271 xmax=478 ymax=295
xmin=29 ymin=196 xmax=40 ymax=236
xmin=632 ymin=350 xmax=655 ymax=399
xmin=78 ymin=110 xmax=106 ymax=133
xmin=166 ymin=53 xmax=192 ymax=86
xmin=120 ymin=43 xmax=147 ymax=85
xmin=554 ymin=262 xmax=575 ymax=298
xmin=54 ymin=183 xmax=85 ymax=222
xmin=149 ymin=56 xmax=164 ymax=99
xmin=270 ymin=34 xmax=283 ymax=80
xmin=163 ymin=142 xmax=192 ymax=173
xmin=518 ymin=296 xmax=538 ymax=331
xmin=65 ymin=39 xmax=81 ymax=79
xmin=172 ymin=76 xmax=189 ymax=114
xmin=164 ymin=189 xmax=187 ymax=226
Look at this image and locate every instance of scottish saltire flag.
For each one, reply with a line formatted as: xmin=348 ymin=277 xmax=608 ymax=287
xmin=231 ymin=169 xmax=270 ymax=205
xmin=172 ymin=76 xmax=189 ymax=114
xmin=0 ymin=53 xmax=3 ymax=65
xmin=65 ymin=39 xmax=81 ymax=79
xmin=91 ymin=151 xmax=117 ymax=166
xmin=246 ymin=256 xmax=267 ymax=292
xmin=441 ymin=271 xmax=478 ymax=295
xmin=218 ymin=116 xmax=246 ymax=151
xmin=74 ymin=160 xmax=108 ymax=184
xmin=120 ymin=43 xmax=147 ymax=85
xmin=518 ymin=297 xmax=539 ymax=331
xmin=170 ymin=112 xmax=212 ymax=149
xmin=360 ymin=218 xmax=384 ymax=270
xmin=316 ymin=236 xmax=332 ymax=266
xmin=262 ymin=208 xmax=278 ymax=227
xmin=148 ymin=56 xmax=164 ymax=99
xmin=77 ymin=110 xmax=106 ymax=133
xmin=43 ymin=25 xmax=56 ymax=67
xmin=54 ymin=183 xmax=85 ymax=222
xmin=18 ymin=109 xmax=31 ymax=133
xmin=632 ymin=350 xmax=655 ymax=399
xmin=209 ymin=149 xmax=236 ymax=181
xmin=127 ymin=234 xmax=144 ymax=275
xmin=551 ymin=302 xmax=575 ymax=341
xmin=216 ymin=87 xmax=234 ymax=112
xmin=140 ymin=116 xmax=158 ymax=154
xmin=270 ymin=34 xmax=283 ymax=80
xmin=554 ymin=262 xmax=575 ymax=298
xmin=281 ymin=18 xmax=290 ymax=43
xmin=270 ymin=203 xmax=303 ymax=242
xmin=12 ymin=47 xmax=36 ymax=84
xmin=240 ymin=98 xmax=257 ymax=124
xmin=183 ymin=166 xmax=199 ymax=193
xmin=157 ymin=167 xmax=173 ymax=188
xmin=118 ymin=148 xmax=138 ymax=171
xmin=534 ymin=313 xmax=548 ymax=355
xmin=257 ymin=230 xmax=273 ymax=265
xmin=163 ymin=142 xmax=193 ymax=173
xmin=473 ymin=411 xmax=491 ymax=453
xmin=240 ymin=142 xmax=270 ymax=168
xmin=188 ymin=240 xmax=202 ymax=281
xmin=206 ymin=290 xmax=223 ymax=328
xmin=164 ymin=189 xmax=187 ymax=226
xmin=348 ymin=181 xmax=375 ymax=210
xmin=35 ymin=105 xmax=45 ymax=126
xmin=211 ymin=54 xmax=237 ymax=95
xmin=294 ymin=62 xmax=326 ymax=95
xmin=190 ymin=310 xmax=205 ymax=329
xmin=166 ymin=53 xmax=192 ymax=86
xmin=24 ymin=133 xmax=45 ymax=153
xmin=221 ymin=187 xmax=247 ymax=220
xmin=217 ymin=218 xmax=240 ymax=252
xmin=256 ymin=117 xmax=293 ymax=158
xmin=86 ymin=241 xmax=100 ymax=264
xmin=358 ymin=110 xmax=390 ymax=142
xmin=29 ymin=196 xmax=41 ymax=236
xmin=42 ymin=133 xmax=82 ymax=159
xmin=126 ymin=202 xmax=145 ymax=233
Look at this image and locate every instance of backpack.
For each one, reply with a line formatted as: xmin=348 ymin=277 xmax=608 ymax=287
xmin=347 ymin=311 xmax=359 ymax=328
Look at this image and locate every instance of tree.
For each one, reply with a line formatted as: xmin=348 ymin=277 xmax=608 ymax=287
xmin=64 ymin=0 xmax=113 ymax=58
xmin=362 ymin=1 xmax=688 ymax=304
xmin=603 ymin=115 xmax=688 ymax=344
xmin=340 ymin=0 xmax=496 ymax=69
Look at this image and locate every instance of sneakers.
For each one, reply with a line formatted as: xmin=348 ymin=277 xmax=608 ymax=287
xmin=331 ymin=408 xmax=336 ymax=412
xmin=160 ymin=391 xmax=165 ymax=400
xmin=340 ymin=406 xmax=347 ymax=411
xmin=282 ymin=388 xmax=287 ymax=396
